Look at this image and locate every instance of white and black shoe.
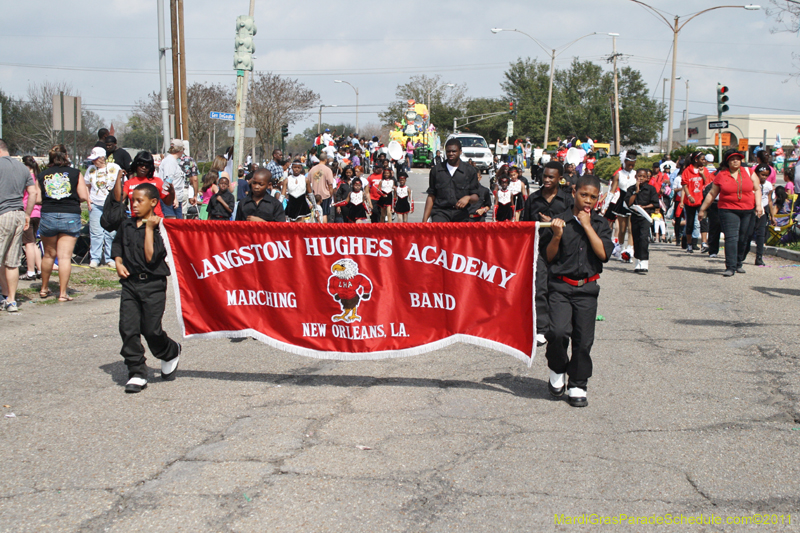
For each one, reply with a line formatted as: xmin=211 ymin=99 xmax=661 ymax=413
xmin=536 ymin=334 xmax=547 ymax=347
xmin=125 ymin=377 xmax=147 ymax=393
xmin=640 ymin=260 xmax=648 ymax=273
xmin=161 ymin=344 xmax=181 ymax=381
xmin=548 ymin=370 xmax=565 ymax=397
xmin=567 ymin=387 xmax=587 ymax=407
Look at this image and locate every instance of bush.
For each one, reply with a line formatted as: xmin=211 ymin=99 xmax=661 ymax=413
xmin=593 ymin=154 xmax=662 ymax=182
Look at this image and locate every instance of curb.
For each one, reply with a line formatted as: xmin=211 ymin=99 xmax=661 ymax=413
xmin=763 ymin=245 xmax=800 ymax=262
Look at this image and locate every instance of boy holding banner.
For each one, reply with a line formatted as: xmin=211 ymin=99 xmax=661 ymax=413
xmin=112 ymin=183 xmax=181 ymax=393
xmin=539 ymin=175 xmax=614 ymax=407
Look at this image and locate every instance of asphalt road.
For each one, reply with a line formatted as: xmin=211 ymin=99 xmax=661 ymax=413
xmin=1 ymin=215 xmax=799 ymax=532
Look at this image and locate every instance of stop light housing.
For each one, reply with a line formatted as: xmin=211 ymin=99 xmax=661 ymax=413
xmin=281 ymin=124 xmax=289 ymax=138
xmin=233 ymin=15 xmax=257 ymax=71
xmin=509 ymin=101 xmax=514 ymax=115
xmin=716 ymin=84 xmax=729 ymax=119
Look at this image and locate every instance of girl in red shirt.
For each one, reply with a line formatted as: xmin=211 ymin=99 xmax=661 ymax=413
xmin=680 ymin=152 xmax=706 ymax=253
xmin=699 ymin=150 xmax=762 ymax=277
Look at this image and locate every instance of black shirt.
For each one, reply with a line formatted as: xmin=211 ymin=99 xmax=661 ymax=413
xmin=234 ymin=194 xmax=286 ymax=222
xmin=626 ymin=183 xmax=659 ymax=215
xmin=522 ymin=187 xmax=574 ymax=222
xmin=469 ymin=183 xmax=493 ymax=220
xmin=37 ymin=166 xmax=82 ymax=214
xmin=335 ymin=181 xmax=351 ymax=204
xmin=426 ymin=160 xmax=480 ymax=210
xmin=111 ymin=218 xmax=170 ymax=277
xmin=539 ymin=209 xmax=614 ymax=280
xmin=237 ymin=179 xmax=251 ymax=202
xmin=107 ymin=148 xmax=132 ymax=173
xmin=208 ymin=190 xmax=235 ymax=220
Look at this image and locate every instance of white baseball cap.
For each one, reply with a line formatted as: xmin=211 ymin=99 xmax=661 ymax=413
xmin=87 ymin=147 xmax=106 ymax=161
xmin=170 ymin=139 xmax=185 ymax=150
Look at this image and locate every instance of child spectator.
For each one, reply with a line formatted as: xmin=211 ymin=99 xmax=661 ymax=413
xmin=651 ymin=207 xmax=666 ymax=242
xmin=207 ymin=176 xmax=234 ymax=221
xmin=111 ymin=183 xmax=180 ymax=393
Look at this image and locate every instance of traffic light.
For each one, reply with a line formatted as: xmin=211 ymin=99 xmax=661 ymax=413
xmin=281 ymin=124 xmax=289 ymax=138
xmin=509 ymin=101 xmax=514 ymax=115
xmin=233 ymin=15 xmax=257 ymax=71
xmin=716 ymin=84 xmax=729 ymax=119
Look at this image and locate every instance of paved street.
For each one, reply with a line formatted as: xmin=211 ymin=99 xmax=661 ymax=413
xmin=1 ymin=225 xmax=799 ymax=532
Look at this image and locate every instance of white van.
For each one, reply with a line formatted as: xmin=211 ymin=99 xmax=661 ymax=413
xmin=446 ymin=133 xmax=494 ymax=173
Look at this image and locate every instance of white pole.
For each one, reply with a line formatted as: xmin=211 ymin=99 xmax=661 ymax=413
xmin=666 ymin=17 xmax=679 ymax=155
xmin=612 ymin=35 xmax=621 ymax=155
xmin=157 ymin=0 xmax=171 ymax=155
xmin=543 ymin=50 xmax=555 ymax=150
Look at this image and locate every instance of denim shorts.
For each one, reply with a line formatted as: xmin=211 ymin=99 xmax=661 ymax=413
xmin=39 ymin=212 xmax=82 ymax=238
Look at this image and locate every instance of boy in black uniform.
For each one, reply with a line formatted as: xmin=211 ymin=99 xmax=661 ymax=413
xmin=207 ymin=176 xmax=235 ymax=221
xmin=625 ymin=169 xmax=658 ymax=273
xmin=469 ymin=173 xmax=493 ymax=222
xmin=234 ymin=169 xmax=286 ymax=222
xmin=112 ymin=184 xmax=181 ymax=393
xmin=539 ymin=175 xmax=614 ymax=407
xmin=522 ymin=161 xmax=574 ymax=347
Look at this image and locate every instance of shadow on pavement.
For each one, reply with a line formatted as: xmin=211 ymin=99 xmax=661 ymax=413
xmin=94 ymin=290 xmax=122 ymax=300
xmin=751 ymin=286 xmax=800 ymax=298
xmin=99 ymin=362 xmax=550 ymax=399
xmin=674 ymin=319 xmax=764 ymax=327
xmin=666 ymin=265 xmax=720 ymax=275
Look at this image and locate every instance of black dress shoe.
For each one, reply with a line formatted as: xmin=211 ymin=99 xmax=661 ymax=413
xmin=722 ymin=270 xmax=735 ymax=277
xmin=548 ymin=381 xmax=565 ymax=397
xmin=755 ymin=258 xmax=765 ymax=266
xmin=736 ymin=267 xmax=746 ymax=274
xmin=125 ymin=377 xmax=148 ymax=393
xmin=568 ymin=395 xmax=588 ymax=407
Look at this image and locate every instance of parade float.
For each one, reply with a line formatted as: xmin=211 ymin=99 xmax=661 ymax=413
xmin=389 ymin=100 xmax=441 ymax=168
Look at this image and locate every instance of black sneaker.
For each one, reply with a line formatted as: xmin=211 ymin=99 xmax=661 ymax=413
xmin=755 ymin=258 xmax=765 ymax=266
xmin=125 ymin=377 xmax=148 ymax=393
xmin=722 ymin=270 xmax=735 ymax=277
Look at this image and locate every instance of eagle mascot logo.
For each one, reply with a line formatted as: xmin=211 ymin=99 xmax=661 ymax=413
xmin=327 ymin=258 xmax=373 ymax=323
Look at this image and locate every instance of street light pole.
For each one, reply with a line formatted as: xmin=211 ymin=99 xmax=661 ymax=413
xmin=491 ymin=28 xmax=608 ymax=150
xmin=318 ymin=105 xmax=337 ymax=135
xmin=334 ymin=80 xmax=358 ymax=134
xmin=628 ymin=1 xmax=760 ymax=156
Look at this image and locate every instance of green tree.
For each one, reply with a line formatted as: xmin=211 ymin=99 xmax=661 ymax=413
xmin=500 ymin=57 xmax=665 ymax=150
xmin=458 ymin=98 xmax=510 ymax=144
xmin=380 ymin=75 xmax=468 ymax=136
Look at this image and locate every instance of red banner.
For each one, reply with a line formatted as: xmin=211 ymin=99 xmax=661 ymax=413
xmin=162 ymin=220 xmax=540 ymax=365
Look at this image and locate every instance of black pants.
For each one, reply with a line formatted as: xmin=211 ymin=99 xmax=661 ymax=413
xmin=707 ymin=203 xmax=721 ymax=255
xmin=431 ymin=208 xmax=470 ymax=222
xmin=718 ymin=208 xmax=755 ymax=271
xmin=748 ymin=213 xmax=768 ymax=261
xmin=630 ymin=214 xmax=650 ymax=260
xmin=535 ymin=255 xmax=549 ymax=336
xmin=119 ymin=276 xmax=180 ymax=379
xmin=684 ymin=205 xmax=699 ymax=246
xmin=544 ymin=279 xmax=599 ymax=390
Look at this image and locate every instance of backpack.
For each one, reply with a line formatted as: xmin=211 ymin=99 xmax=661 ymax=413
xmin=100 ymin=185 xmax=128 ymax=232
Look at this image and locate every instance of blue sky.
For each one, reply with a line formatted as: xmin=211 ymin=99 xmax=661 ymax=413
xmin=1 ymin=0 xmax=797 ymax=140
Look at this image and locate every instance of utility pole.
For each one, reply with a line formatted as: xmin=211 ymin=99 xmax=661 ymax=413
xmin=237 ymin=0 xmax=256 ymax=167
xmin=157 ymin=0 xmax=171 ymax=154
xmin=177 ymin=0 xmax=189 ymax=149
xmin=610 ymin=33 xmax=621 ymax=155
xmin=232 ymin=12 xmax=257 ymax=195
xmin=170 ymin=0 xmax=180 ymax=143
xmin=684 ymin=79 xmax=689 ymax=146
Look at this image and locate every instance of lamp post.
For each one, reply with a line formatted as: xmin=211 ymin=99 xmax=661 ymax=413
xmin=318 ymin=104 xmax=337 ymax=135
xmin=334 ymin=80 xmax=358 ymax=135
xmin=629 ymin=1 xmax=760 ymax=155
xmin=491 ymin=29 xmax=610 ymax=150
xmin=661 ymin=76 xmax=680 ymax=152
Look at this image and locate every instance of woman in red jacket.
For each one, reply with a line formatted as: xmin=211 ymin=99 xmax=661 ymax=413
xmin=680 ymin=152 xmax=706 ymax=253
xmin=699 ymin=150 xmax=762 ymax=277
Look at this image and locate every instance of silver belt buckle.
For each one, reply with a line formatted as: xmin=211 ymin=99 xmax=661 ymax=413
xmin=576 ymin=279 xmax=585 ymax=287
xmin=138 ymin=273 xmax=148 ymax=280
